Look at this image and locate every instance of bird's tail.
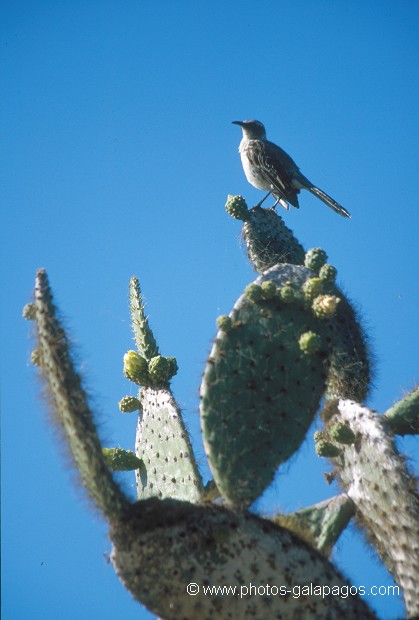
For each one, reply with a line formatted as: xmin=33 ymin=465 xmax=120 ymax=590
xmin=307 ymin=186 xmax=351 ymax=218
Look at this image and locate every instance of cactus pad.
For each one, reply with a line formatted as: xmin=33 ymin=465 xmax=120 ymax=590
xmin=136 ymin=387 xmax=203 ymax=502
xmin=200 ymin=264 xmax=333 ymax=508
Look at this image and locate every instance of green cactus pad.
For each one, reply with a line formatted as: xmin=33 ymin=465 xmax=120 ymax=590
xmin=323 ymin=400 xmax=419 ymax=617
xmin=129 ymin=277 xmax=159 ymax=360
xmin=33 ymin=269 xmax=127 ymax=520
xmin=242 ymin=206 xmax=305 ymax=271
xmin=272 ymin=494 xmax=355 ymax=557
xmin=111 ymin=498 xmax=377 ymax=620
xmin=384 ymin=386 xmax=419 ymax=435
xmin=200 ymin=264 xmax=333 ymax=508
xmin=136 ymin=387 xmax=203 ymax=502
xmin=324 ymin=289 xmax=372 ymax=401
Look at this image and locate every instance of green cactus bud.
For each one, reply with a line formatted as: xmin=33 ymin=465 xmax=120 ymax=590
xmin=102 ymin=447 xmax=143 ymax=471
xmin=23 ymin=303 xmax=36 ymax=320
xmin=304 ymin=248 xmax=328 ymax=273
xmin=148 ymin=355 xmax=178 ymax=384
xmin=329 ymin=422 xmax=356 ymax=445
xmin=279 ymin=284 xmax=297 ymax=303
xmin=123 ymin=350 xmax=150 ymax=385
xmin=216 ymin=315 xmax=233 ymax=332
xmin=261 ymin=280 xmax=277 ymax=299
xmin=312 ymin=295 xmax=340 ymax=319
xmin=313 ymin=430 xmax=326 ymax=442
xmin=225 ymin=194 xmax=249 ymax=220
xmin=244 ymin=283 xmax=263 ymax=303
xmin=303 ymin=277 xmax=323 ymax=300
xmin=319 ymin=263 xmax=338 ymax=283
xmin=299 ymin=331 xmax=322 ymax=355
xmin=119 ymin=396 xmax=142 ymax=413
xmin=315 ymin=440 xmax=341 ymax=458
xmin=31 ymin=347 xmax=43 ymax=366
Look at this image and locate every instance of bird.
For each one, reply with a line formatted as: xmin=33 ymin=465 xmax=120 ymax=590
xmin=232 ymin=120 xmax=351 ymax=218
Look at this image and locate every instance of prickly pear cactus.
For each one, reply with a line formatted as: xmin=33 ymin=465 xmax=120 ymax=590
xmin=111 ymin=497 xmax=377 ymax=620
xmin=125 ymin=277 xmax=204 ymax=502
xmin=319 ymin=399 xmax=419 ymax=618
xmin=24 ymin=195 xmax=418 ymax=619
xmin=200 ymin=264 xmax=333 ymax=508
xmin=135 ymin=387 xmax=203 ymax=502
xmin=226 ymin=196 xmax=306 ymax=269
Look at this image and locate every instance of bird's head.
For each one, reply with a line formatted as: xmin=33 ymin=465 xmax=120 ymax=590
xmin=232 ymin=120 xmax=267 ymax=140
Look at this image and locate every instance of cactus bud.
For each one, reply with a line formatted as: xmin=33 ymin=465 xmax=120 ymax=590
xmin=148 ymin=355 xmax=178 ymax=384
xmin=123 ymin=350 xmax=150 ymax=385
xmin=102 ymin=448 xmax=143 ymax=471
xmin=261 ymin=280 xmax=277 ymax=300
xmin=245 ymin=283 xmax=263 ymax=303
xmin=315 ymin=440 xmax=341 ymax=458
xmin=313 ymin=430 xmax=326 ymax=442
xmin=118 ymin=396 xmax=142 ymax=413
xmin=299 ymin=331 xmax=322 ymax=355
xmin=303 ymin=277 xmax=324 ymax=300
xmin=312 ymin=295 xmax=340 ymax=319
xmin=279 ymin=284 xmax=297 ymax=303
xmin=329 ymin=422 xmax=356 ymax=445
xmin=31 ymin=348 xmax=43 ymax=366
xmin=216 ymin=315 xmax=233 ymax=332
xmin=23 ymin=303 xmax=36 ymax=320
xmin=319 ymin=263 xmax=338 ymax=283
xmin=304 ymin=248 xmax=328 ymax=273
xmin=225 ymin=194 xmax=249 ymax=220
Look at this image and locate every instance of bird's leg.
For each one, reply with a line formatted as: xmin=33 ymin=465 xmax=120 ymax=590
xmin=254 ymin=192 xmax=272 ymax=208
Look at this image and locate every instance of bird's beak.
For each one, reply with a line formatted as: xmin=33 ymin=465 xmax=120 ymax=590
xmin=232 ymin=121 xmax=244 ymax=127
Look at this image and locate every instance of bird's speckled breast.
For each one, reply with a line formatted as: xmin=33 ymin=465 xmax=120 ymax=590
xmin=239 ymin=140 xmax=272 ymax=191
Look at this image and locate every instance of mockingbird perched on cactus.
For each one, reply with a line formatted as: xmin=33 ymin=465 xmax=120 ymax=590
xmin=232 ymin=120 xmax=351 ymax=218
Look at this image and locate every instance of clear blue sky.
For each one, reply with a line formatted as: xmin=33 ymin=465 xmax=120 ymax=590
xmin=2 ymin=2 xmax=418 ymax=619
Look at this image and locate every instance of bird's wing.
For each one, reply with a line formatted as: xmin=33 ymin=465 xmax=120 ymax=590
xmin=247 ymin=140 xmax=300 ymax=207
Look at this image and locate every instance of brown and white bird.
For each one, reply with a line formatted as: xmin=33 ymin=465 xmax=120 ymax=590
xmin=232 ymin=120 xmax=351 ymax=218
